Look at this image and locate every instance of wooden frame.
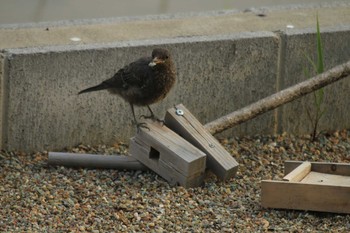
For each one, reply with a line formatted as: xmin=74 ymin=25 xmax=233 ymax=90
xmin=261 ymin=161 xmax=350 ymax=214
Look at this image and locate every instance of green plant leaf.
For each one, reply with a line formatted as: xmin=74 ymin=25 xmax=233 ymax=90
xmin=304 ymin=52 xmax=318 ymax=72
xmin=303 ymin=12 xmax=326 ymax=141
xmin=316 ymin=88 xmax=324 ymax=107
xmin=316 ymin=13 xmax=324 ymax=74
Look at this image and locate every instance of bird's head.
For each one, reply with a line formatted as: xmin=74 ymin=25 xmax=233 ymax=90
xmin=149 ymin=48 xmax=171 ymax=67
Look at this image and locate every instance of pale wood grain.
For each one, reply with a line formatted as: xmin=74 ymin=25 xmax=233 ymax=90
xmin=301 ymin=171 xmax=350 ymax=186
xmin=261 ymin=180 xmax=350 ymax=214
xmin=129 ymin=120 xmax=206 ymax=187
xmin=262 ymin=161 xmax=350 ymax=214
xmin=165 ymin=104 xmax=238 ymax=180
xmin=283 ymin=161 xmax=311 ymax=182
xmin=284 ymin=160 xmax=350 ymax=176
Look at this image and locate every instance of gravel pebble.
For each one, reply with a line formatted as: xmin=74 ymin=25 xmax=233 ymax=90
xmin=1 ymin=130 xmax=349 ymax=232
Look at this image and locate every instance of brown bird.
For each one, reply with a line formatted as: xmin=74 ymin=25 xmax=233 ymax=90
xmin=78 ymin=48 xmax=176 ymax=130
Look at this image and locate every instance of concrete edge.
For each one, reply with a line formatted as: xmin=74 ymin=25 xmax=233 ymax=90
xmin=3 ymin=24 xmax=349 ymax=56
xmin=278 ymin=24 xmax=350 ymax=36
xmin=2 ymin=31 xmax=277 ymax=55
xmin=1 ymin=1 xmax=349 ymax=30
xmin=274 ymin=30 xmax=287 ymax=134
xmin=0 ymin=53 xmax=8 ymax=149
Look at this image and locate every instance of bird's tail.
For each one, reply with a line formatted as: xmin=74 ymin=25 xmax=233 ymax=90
xmin=78 ymin=82 xmax=109 ymax=94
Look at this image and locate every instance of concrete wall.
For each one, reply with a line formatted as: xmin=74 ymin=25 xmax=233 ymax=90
xmin=1 ymin=33 xmax=281 ymax=151
xmin=1 ymin=9 xmax=350 ymax=152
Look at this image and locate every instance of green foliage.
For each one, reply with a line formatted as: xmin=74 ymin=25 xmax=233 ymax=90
xmin=304 ymin=13 xmax=326 ymax=141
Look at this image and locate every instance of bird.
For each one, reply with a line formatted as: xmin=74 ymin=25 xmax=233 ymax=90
xmin=78 ymin=48 xmax=176 ymax=131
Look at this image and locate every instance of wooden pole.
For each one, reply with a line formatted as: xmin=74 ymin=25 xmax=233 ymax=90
xmin=205 ymin=61 xmax=350 ymax=135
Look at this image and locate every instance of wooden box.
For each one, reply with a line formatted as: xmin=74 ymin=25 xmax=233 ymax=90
xmin=261 ymin=161 xmax=350 ymax=214
xmin=129 ymin=120 xmax=206 ymax=188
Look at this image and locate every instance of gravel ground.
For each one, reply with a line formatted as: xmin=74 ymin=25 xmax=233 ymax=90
xmin=1 ymin=130 xmax=349 ymax=232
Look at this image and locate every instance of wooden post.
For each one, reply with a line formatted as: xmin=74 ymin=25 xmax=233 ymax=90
xmin=129 ymin=120 xmax=206 ymax=188
xmin=165 ymin=104 xmax=239 ymax=181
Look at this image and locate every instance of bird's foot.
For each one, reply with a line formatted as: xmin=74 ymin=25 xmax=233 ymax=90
xmin=133 ymin=121 xmax=150 ymax=133
xmin=140 ymin=114 xmax=165 ymax=125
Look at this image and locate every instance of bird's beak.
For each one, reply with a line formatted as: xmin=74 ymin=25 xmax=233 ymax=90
xmin=149 ymin=57 xmax=163 ymax=67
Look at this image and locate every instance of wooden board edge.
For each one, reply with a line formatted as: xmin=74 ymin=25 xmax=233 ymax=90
xmin=261 ymin=180 xmax=350 ymax=214
xmin=165 ymin=104 xmax=239 ymax=180
xmin=284 ymin=161 xmax=350 ymax=176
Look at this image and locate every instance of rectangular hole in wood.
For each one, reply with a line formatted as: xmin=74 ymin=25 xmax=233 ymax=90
xmin=149 ymin=147 xmax=160 ymax=160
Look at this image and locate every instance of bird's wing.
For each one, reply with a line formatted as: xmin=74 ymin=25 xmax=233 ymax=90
xmin=102 ymin=57 xmax=153 ymax=89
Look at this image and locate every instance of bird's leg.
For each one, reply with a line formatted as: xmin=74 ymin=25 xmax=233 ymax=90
xmin=140 ymin=105 xmax=156 ymax=119
xmin=140 ymin=105 xmax=164 ymax=124
xmin=130 ymin=103 xmax=149 ymax=132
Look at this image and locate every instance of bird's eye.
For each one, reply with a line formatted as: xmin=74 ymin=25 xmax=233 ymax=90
xmin=165 ymin=55 xmax=169 ymax=59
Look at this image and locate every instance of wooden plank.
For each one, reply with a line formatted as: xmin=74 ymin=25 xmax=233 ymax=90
xmin=284 ymin=161 xmax=350 ymax=176
xmin=158 ymin=159 xmax=204 ymax=188
xmin=134 ymin=120 xmax=206 ymax=176
xmin=283 ymin=161 xmax=311 ymax=182
xmin=48 ymin=152 xmax=148 ymax=170
xmin=164 ymin=104 xmax=238 ymax=180
xmin=301 ymin=171 xmax=350 ymax=186
xmin=261 ymin=180 xmax=350 ymax=214
xmin=129 ymin=137 xmax=205 ymax=188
